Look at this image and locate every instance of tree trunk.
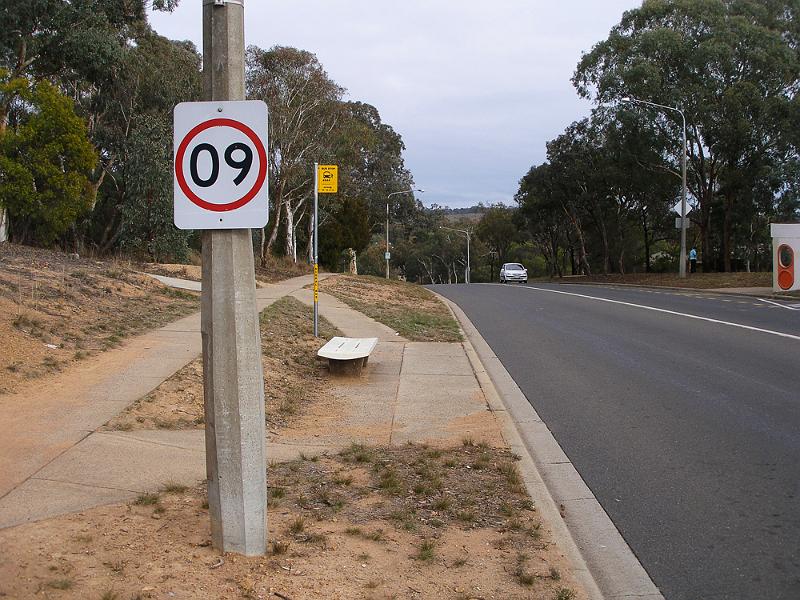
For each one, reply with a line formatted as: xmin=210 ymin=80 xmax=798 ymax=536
xmin=284 ymin=199 xmax=295 ymax=260
xmin=700 ymin=193 xmax=712 ymax=273
xmin=262 ymin=200 xmax=282 ymax=265
xmin=617 ymin=215 xmax=626 ymax=275
xmin=569 ymin=246 xmax=576 ymax=276
xmin=722 ymin=195 xmax=733 ymax=272
xmin=641 ymin=210 xmax=651 ymax=273
xmin=599 ymin=221 xmax=610 ymax=275
xmin=0 ymin=208 xmax=8 ymax=243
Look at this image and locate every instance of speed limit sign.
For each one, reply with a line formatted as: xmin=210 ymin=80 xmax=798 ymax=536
xmin=173 ymin=100 xmax=269 ymax=229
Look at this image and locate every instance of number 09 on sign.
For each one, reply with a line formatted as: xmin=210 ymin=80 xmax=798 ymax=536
xmin=174 ymin=101 xmax=269 ymax=230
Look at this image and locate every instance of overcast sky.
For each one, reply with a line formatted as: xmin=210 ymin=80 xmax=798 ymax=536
xmin=148 ymin=1 xmax=641 ymax=208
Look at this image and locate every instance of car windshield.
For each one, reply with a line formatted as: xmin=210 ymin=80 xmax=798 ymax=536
xmin=505 ymin=264 xmax=524 ymax=270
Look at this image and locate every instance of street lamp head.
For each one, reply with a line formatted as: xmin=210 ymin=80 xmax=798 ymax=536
xmin=416 ymin=188 xmax=425 ymax=193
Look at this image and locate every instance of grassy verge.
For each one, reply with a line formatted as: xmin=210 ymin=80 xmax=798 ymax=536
xmin=106 ymin=295 xmax=341 ymax=431
xmin=0 ymin=243 xmax=199 ymax=394
xmin=538 ymin=271 xmax=771 ymax=290
xmin=318 ymin=274 xmax=463 ymax=342
xmin=255 ymin=254 xmax=313 ymax=283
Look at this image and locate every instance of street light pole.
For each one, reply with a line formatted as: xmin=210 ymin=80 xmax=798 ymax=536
xmin=622 ymin=96 xmax=689 ymax=278
xmin=385 ymin=188 xmax=424 ymax=279
xmin=440 ymin=226 xmax=471 ymax=284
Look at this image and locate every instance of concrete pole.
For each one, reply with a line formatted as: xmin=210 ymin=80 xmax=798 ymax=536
xmin=201 ymin=0 xmax=267 ymax=556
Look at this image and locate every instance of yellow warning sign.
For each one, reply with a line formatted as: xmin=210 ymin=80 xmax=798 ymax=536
xmin=317 ymin=165 xmax=338 ymax=193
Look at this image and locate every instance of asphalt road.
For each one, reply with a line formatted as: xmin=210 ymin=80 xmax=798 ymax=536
xmin=431 ymin=282 xmax=800 ymax=600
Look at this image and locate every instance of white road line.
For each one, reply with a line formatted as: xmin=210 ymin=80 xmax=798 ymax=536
xmin=758 ymin=297 xmax=800 ymax=311
xmin=489 ymin=284 xmax=800 ymax=342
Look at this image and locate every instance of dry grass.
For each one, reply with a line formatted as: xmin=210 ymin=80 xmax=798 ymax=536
xmin=140 ymin=254 xmax=313 ymax=287
xmin=544 ymin=271 xmax=771 ymax=290
xmin=255 ymin=254 xmax=313 ymax=283
xmin=0 ymin=442 xmax=584 ymax=599
xmin=0 ymin=243 xmax=199 ymax=394
xmin=105 ymin=296 xmax=341 ymax=431
xmin=318 ymin=274 xmax=463 ymax=342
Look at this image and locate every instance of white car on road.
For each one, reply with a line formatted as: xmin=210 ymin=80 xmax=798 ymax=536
xmin=500 ymin=262 xmax=527 ymax=284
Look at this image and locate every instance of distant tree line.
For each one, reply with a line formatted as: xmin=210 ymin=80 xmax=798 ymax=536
xmin=0 ymin=2 xmax=418 ymax=270
xmin=387 ymin=0 xmax=800 ymax=285
xmin=518 ymin=0 xmax=800 ymax=275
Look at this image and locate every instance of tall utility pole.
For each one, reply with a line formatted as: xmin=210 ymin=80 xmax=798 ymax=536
xmin=621 ymin=96 xmax=689 ymax=278
xmin=201 ymin=0 xmax=267 ymax=556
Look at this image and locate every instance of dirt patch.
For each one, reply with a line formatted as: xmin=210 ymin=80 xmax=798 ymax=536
xmin=319 ymin=275 xmax=463 ymax=342
xmin=0 ymin=444 xmax=584 ymax=600
xmin=0 ymin=243 xmax=199 ymax=395
xmin=105 ymin=296 xmax=342 ymax=432
xmin=544 ymin=271 xmax=771 ymax=290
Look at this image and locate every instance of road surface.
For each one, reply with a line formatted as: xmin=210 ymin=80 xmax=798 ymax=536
xmin=432 ymin=282 xmax=800 ymax=600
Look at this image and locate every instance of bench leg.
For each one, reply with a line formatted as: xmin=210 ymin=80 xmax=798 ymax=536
xmin=328 ymin=357 xmax=367 ymax=377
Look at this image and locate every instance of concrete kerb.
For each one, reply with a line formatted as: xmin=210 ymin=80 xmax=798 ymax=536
xmin=433 ymin=291 xmax=665 ymax=600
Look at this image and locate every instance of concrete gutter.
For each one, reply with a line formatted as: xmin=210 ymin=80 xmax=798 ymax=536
xmin=436 ymin=292 xmax=665 ymax=600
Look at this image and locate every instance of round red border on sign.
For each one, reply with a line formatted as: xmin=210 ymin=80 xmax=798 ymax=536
xmin=175 ymin=118 xmax=267 ymax=212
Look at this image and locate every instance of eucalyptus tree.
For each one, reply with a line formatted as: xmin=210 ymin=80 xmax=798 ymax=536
xmin=246 ymin=45 xmax=344 ymax=263
xmin=573 ymin=0 xmax=800 ymax=270
xmin=0 ymin=79 xmax=96 ymax=244
xmin=96 ymin=34 xmax=201 ymax=256
xmin=516 ymin=164 xmax=569 ymax=277
xmin=476 ymin=205 xmax=518 ymax=266
xmin=0 ymin=1 xmax=190 ymax=249
xmin=315 ymin=101 xmax=414 ymax=264
xmin=517 ymin=107 xmax=678 ymax=275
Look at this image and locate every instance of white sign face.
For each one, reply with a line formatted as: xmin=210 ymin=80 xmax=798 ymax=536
xmin=174 ymin=101 xmax=268 ymax=230
xmin=672 ymin=201 xmax=692 ymax=216
xmin=675 ymin=217 xmax=692 ymax=229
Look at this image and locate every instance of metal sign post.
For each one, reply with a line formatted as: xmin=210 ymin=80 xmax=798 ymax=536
xmin=313 ymin=162 xmax=319 ymax=337
xmin=313 ymin=164 xmax=337 ymax=337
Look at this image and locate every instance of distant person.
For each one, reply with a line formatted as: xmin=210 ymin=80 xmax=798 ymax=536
xmin=689 ymin=247 xmax=698 ymax=273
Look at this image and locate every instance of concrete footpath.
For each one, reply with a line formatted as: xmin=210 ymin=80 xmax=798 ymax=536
xmin=0 ymin=274 xmax=318 ymax=523
xmin=0 ymin=275 xmax=636 ymax=599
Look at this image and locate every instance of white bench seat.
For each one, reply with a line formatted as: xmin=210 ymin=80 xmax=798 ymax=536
xmin=317 ymin=337 xmax=378 ymax=375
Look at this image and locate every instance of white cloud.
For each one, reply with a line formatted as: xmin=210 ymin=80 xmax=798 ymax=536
xmin=148 ymin=0 xmax=641 ymax=207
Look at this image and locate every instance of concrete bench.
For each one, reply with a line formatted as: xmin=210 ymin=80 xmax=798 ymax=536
xmin=317 ymin=337 xmax=378 ymax=376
